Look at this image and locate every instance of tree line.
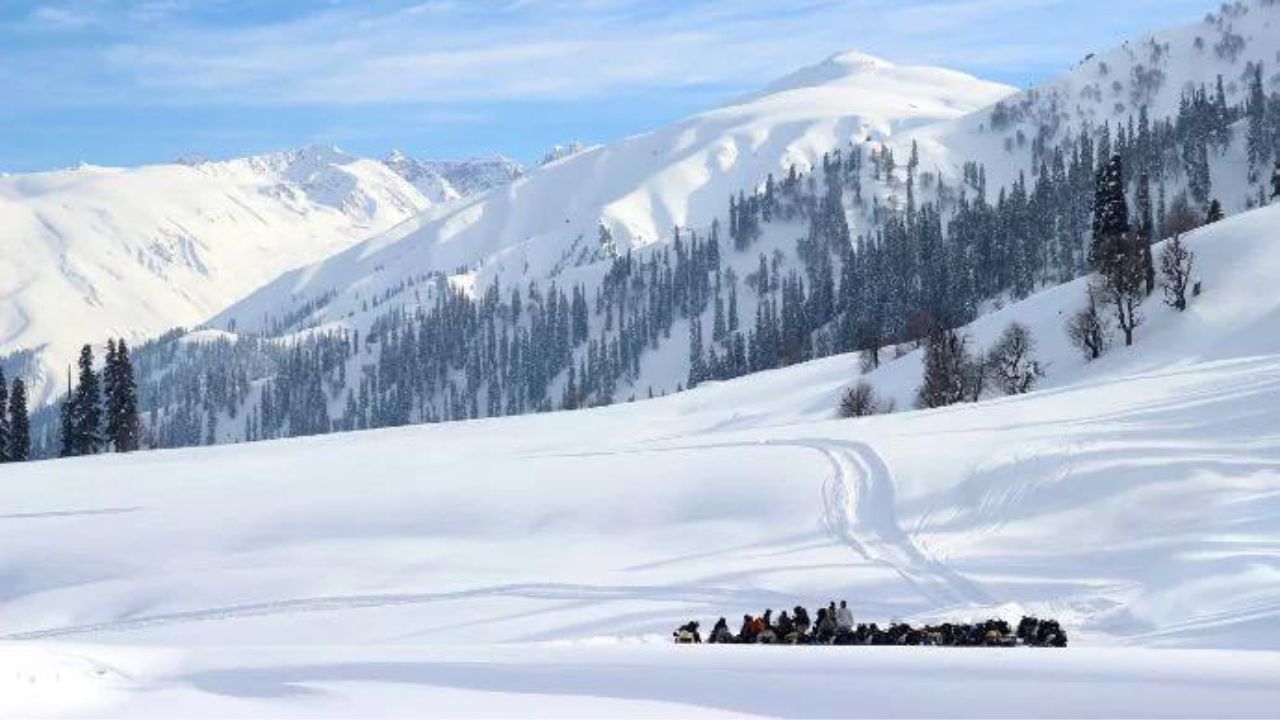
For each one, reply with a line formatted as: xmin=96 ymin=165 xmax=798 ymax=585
xmin=57 ymin=339 xmax=140 ymax=456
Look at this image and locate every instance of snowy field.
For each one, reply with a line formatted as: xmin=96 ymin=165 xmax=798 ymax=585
xmin=4 ymin=208 xmax=1280 ymax=718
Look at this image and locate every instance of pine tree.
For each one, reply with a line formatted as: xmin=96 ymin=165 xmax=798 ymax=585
xmin=1246 ymin=64 xmax=1270 ymax=180
xmin=0 ymin=367 xmax=7 ymax=463
xmin=1271 ymin=160 xmax=1280 ymax=201
xmin=1090 ymin=155 xmax=1129 ymax=274
xmin=1091 ymin=155 xmax=1144 ymax=347
xmin=71 ymin=344 xmax=102 ymax=455
xmin=105 ymin=339 xmax=140 ymax=452
xmin=687 ymin=318 xmax=706 ymax=389
xmin=103 ymin=339 xmax=119 ymax=449
xmin=7 ymin=378 xmax=29 ymax=462
xmin=1136 ymin=171 xmax=1155 ymax=295
xmin=915 ymin=329 xmax=972 ymax=409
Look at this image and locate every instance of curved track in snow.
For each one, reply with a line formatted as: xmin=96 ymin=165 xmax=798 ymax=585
xmin=3 ymin=436 xmax=986 ymax=641
xmin=548 ymin=437 xmax=991 ymax=609
xmin=780 ymin=438 xmax=992 ymax=609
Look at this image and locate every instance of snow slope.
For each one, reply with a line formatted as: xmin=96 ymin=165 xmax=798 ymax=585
xmin=211 ymin=52 xmax=1014 ymax=336
xmin=0 ymin=146 xmax=436 ymax=405
xmin=914 ymin=0 xmax=1280 ymax=192
xmin=3 ymin=204 xmax=1280 ymax=717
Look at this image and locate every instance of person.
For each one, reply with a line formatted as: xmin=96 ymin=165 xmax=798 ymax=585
xmin=793 ymin=606 xmax=811 ymax=635
xmin=708 ymin=617 xmax=733 ymax=644
xmin=749 ymin=614 xmax=766 ymax=637
xmin=777 ymin=611 xmax=797 ymax=643
xmin=674 ymin=621 xmax=702 ymax=644
xmin=836 ymin=600 xmax=854 ymax=630
xmin=737 ymin=614 xmax=757 ymax=643
xmin=814 ymin=607 xmax=838 ymax=644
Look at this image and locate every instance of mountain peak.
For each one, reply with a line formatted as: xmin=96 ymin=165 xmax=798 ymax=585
xmin=823 ymin=49 xmax=894 ymax=70
xmin=757 ymin=48 xmax=895 ymax=97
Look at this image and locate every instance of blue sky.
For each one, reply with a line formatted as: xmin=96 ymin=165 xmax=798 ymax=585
xmin=0 ymin=0 xmax=1215 ymax=172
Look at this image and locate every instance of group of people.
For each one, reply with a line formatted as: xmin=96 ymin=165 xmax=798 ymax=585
xmin=674 ymin=603 xmax=1068 ymax=648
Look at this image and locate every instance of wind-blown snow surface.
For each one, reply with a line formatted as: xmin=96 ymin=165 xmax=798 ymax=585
xmin=3 ymin=206 xmax=1280 ymax=718
xmin=0 ymin=146 xmax=435 ymax=406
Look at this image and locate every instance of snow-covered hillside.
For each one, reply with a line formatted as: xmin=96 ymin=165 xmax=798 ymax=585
xmin=216 ymin=0 xmax=1280 ymax=345
xmin=3 ymin=204 xmax=1280 ymax=718
xmin=0 ymin=144 xmax=534 ymax=408
xmin=916 ymin=0 xmax=1280 ymax=194
xmin=212 ymin=52 xmax=1013 ymax=337
xmin=0 ymin=146 xmax=436 ymax=405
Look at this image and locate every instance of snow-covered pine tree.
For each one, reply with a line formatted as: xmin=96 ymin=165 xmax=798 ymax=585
xmin=687 ymin=317 xmax=705 ymax=389
xmin=1246 ymin=64 xmax=1270 ymax=182
xmin=1090 ymin=155 xmax=1129 ymax=274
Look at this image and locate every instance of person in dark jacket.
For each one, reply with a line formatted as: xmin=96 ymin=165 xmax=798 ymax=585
xmin=776 ymin=611 xmax=796 ymax=643
xmin=708 ymin=617 xmax=733 ymax=644
xmin=737 ymin=614 xmax=757 ymax=643
xmin=813 ymin=608 xmax=838 ymax=644
xmin=793 ymin=606 xmax=811 ymax=635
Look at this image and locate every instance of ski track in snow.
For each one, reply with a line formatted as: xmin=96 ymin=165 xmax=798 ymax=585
xmin=790 ymin=438 xmax=994 ymax=609
xmin=0 ymin=437 xmax=990 ymax=641
xmin=547 ymin=436 xmax=991 ymax=611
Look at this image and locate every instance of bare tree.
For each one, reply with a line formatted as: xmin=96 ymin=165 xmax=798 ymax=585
xmin=962 ymin=350 xmax=987 ymax=403
xmin=1067 ymin=283 xmax=1110 ymax=361
xmin=986 ymin=322 xmax=1045 ymax=395
xmin=1162 ymin=192 xmax=1203 ymax=239
xmin=838 ymin=381 xmax=887 ymax=418
xmin=1103 ymin=234 xmax=1146 ymax=346
xmin=1159 ymin=235 xmax=1195 ymax=311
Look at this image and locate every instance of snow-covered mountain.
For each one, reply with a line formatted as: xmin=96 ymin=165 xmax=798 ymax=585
xmin=221 ymin=0 xmax=1280 ymax=342
xmin=380 ymin=151 xmax=526 ymax=203
xmin=381 ymin=150 xmax=464 ymax=205
xmin=5 ymin=203 xmax=1280 ymax=717
xmin=0 ymin=145 xmax=444 ymax=405
xmin=213 ymin=51 xmax=1014 ymax=336
xmin=103 ymin=1 xmax=1274 ymax=451
xmin=915 ymin=0 xmax=1280 ymax=193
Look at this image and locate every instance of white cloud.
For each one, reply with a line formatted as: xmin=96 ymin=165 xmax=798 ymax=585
xmin=5 ymin=0 xmax=1216 ymax=109
xmin=27 ymin=5 xmax=97 ymax=29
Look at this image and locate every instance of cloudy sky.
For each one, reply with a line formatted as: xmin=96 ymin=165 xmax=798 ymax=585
xmin=0 ymin=0 xmax=1213 ymax=171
